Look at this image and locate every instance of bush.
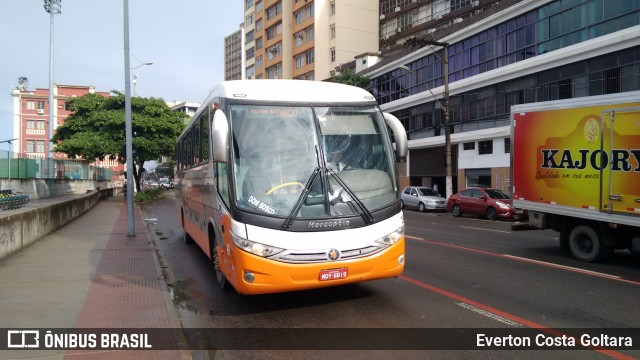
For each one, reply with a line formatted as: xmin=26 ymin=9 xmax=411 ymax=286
xmin=135 ymin=187 xmax=166 ymax=203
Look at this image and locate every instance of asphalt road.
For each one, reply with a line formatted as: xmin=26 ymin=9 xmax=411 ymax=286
xmin=141 ymin=194 xmax=639 ymax=360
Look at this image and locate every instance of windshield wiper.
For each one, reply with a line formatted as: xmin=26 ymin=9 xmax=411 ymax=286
xmin=326 ymin=169 xmax=375 ymax=224
xmin=283 ymin=167 xmax=321 ymax=229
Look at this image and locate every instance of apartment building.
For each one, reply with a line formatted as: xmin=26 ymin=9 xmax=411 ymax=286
xmin=362 ymin=0 xmax=640 ymax=194
xmin=10 ymin=84 xmax=123 ymax=174
xmin=225 ymin=26 xmax=246 ymax=80
xmin=241 ymin=0 xmax=379 ymax=80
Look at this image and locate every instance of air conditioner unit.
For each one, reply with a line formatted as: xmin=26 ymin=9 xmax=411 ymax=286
xmin=395 ymin=6 xmax=401 ymax=12
xmin=453 ymin=17 xmax=463 ymax=23
xmin=427 ymin=28 xmax=436 ymax=34
xmin=471 ymin=0 xmax=480 ymax=7
xmin=384 ymin=35 xmax=390 ymax=40
xmin=435 ymin=14 xmax=443 ymax=20
xmin=37 ymin=109 xmax=44 ymax=114
xmin=412 ymin=0 xmax=418 ymax=3
xmin=379 ymin=14 xmax=385 ymax=20
xmin=396 ymin=27 xmax=402 ymax=33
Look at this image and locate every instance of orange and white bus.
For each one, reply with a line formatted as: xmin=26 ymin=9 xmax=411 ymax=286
xmin=175 ymin=80 xmax=408 ymax=294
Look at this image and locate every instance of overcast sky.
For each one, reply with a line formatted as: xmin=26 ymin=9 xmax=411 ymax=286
xmin=0 ymin=0 xmax=243 ymax=147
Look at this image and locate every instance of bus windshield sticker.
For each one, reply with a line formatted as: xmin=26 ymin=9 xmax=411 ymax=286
xmin=248 ymin=195 xmax=277 ymax=215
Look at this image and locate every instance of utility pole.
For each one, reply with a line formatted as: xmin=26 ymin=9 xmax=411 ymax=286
xmin=123 ymin=0 xmax=135 ymax=236
xmin=43 ymin=0 xmax=61 ymax=162
xmin=400 ymin=40 xmax=452 ymax=198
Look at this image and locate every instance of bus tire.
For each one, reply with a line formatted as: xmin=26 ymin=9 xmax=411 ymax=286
xmin=210 ymin=227 xmax=230 ymax=290
xmin=568 ymin=224 xmax=609 ymax=262
xmin=181 ymin=210 xmax=194 ymax=245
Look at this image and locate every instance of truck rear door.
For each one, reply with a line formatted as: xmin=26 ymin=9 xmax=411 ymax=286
xmin=601 ymin=107 xmax=640 ymax=215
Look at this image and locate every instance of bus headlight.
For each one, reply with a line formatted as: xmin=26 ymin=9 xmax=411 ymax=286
xmin=375 ymin=224 xmax=405 ymax=247
xmin=231 ymin=232 xmax=284 ymax=257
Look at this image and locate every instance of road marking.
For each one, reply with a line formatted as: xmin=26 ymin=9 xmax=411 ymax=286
xmin=400 ymin=275 xmax=635 ymax=360
xmin=456 ymin=302 xmax=522 ymax=326
xmin=406 ymin=235 xmax=640 ymax=286
xmin=460 ymin=225 xmax=510 ymax=234
xmin=502 ymin=255 xmax=622 ymax=279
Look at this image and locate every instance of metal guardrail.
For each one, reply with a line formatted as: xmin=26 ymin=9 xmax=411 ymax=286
xmin=0 ymin=150 xmax=113 ymax=181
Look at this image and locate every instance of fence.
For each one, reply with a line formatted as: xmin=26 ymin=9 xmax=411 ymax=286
xmin=0 ymin=150 xmax=113 ymax=181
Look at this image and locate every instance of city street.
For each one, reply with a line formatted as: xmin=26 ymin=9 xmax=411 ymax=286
xmin=142 ymin=194 xmax=640 ymax=360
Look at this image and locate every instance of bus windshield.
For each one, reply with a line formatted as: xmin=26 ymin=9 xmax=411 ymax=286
xmin=231 ymin=104 xmax=396 ymax=220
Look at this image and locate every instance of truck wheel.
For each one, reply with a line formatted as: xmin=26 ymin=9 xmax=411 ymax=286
xmin=568 ymin=225 xmax=609 ymax=262
xmin=452 ymin=204 xmax=462 ymax=217
xmin=419 ymin=202 xmax=426 ymax=212
xmin=486 ymin=207 xmax=497 ymax=220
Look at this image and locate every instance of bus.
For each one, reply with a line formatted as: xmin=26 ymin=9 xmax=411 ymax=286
xmin=175 ymin=80 xmax=408 ymax=295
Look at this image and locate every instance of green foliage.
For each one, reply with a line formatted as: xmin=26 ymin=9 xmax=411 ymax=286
xmin=53 ymin=93 xmax=187 ymax=190
xmin=331 ymin=68 xmax=370 ymax=89
xmin=135 ymin=187 xmax=166 ymax=203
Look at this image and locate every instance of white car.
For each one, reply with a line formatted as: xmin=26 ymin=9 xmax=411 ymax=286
xmin=158 ymin=178 xmax=174 ymax=190
xmin=400 ymin=186 xmax=447 ymax=212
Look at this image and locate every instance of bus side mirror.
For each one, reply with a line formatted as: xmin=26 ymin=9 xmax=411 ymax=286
xmin=383 ymin=112 xmax=408 ymax=159
xmin=211 ymin=109 xmax=229 ymax=163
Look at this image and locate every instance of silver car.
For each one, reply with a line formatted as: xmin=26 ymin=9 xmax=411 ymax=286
xmin=401 ymin=186 xmax=447 ymax=212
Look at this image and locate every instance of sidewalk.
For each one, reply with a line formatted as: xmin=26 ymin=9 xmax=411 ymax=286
xmin=0 ymin=195 xmax=190 ymax=359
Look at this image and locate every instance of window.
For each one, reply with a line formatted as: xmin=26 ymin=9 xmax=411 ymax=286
xmin=255 ymin=19 xmax=263 ymax=31
xmin=306 ymin=26 xmax=314 ymax=41
xmin=26 ymin=101 xmax=35 ymax=110
xmin=37 ymin=101 xmax=45 ymax=110
xmin=256 ymin=37 xmax=263 ymax=50
xmin=245 ymin=0 xmax=253 ymax=10
xmin=306 ymin=49 xmax=314 ymax=65
xmin=330 ymin=47 xmax=336 ymax=62
xmin=295 ymin=55 xmax=304 ymax=69
xmin=504 ymin=138 xmax=511 ymax=154
xmin=36 ymin=140 xmax=45 ymax=153
xmin=26 ymin=140 xmax=35 ymax=153
xmin=245 ymin=30 xmax=254 ymax=43
xmin=295 ymin=10 xmax=304 ymax=24
xmin=330 ymin=1 xmax=335 ymax=15
xmin=266 ymin=44 xmax=281 ymax=59
xmin=246 ymin=65 xmax=255 ymax=78
xmin=463 ymin=142 xmax=475 ymax=150
xmin=295 ymin=32 xmax=304 ymax=46
xmin=245 ymin=14 xmax=254 ymax=27
xmin=255 ymin=0 xmax=262 ymax=12
xmin=266 ymin=23 xmax=282 ymax=40
xmin=246 ymin=47 xmax=254 ymax=59
xmin=255 ymin=56 xmax=263 ymax=69
xmin=26 ymin=120 xmax=35 ymax=129
xmin=330 ymin=24 xmax=335 ymax=39
xmin=306 ymin=4 xmax=314 ymax=18
xmin=478 ymin=140 xmax=493 ymax=155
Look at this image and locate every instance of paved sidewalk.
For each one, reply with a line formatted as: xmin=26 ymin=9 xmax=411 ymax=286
xmin=0 ymin=195 xmax=190 ymax=359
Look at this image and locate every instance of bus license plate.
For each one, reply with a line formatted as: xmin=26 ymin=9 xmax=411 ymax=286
xmin=319 ymin=268 xmax=348 ymax=281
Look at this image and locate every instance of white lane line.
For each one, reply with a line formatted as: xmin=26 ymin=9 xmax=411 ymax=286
xmin=456 ymin=302 xmax=522 ymax=327
xmin=460 ymin=226 xmax=511 ymax=234
xmin=502 ymin=255 xmax=622 ymax=279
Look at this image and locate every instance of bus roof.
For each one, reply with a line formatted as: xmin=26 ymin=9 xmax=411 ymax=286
xmin=205 ymin=79 xmax=376 ymax=105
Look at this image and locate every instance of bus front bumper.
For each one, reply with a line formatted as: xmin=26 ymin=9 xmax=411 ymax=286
xmin=225 ymin=239 xmax=405 ymax=295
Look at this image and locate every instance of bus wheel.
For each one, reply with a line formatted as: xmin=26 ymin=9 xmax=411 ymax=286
xmin=181 ymin=210 xmax=194 ymax=244
xmin=568 ymin=225 xmax=609 ymax=262
xmin=210 ymin=232 xmax=230 ymax=290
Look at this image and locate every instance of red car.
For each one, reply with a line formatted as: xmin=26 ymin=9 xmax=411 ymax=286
xmin=447 ymin=188 xmax=519 ymax=220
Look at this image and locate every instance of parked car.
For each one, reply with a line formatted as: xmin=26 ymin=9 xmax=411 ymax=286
xmin=158 ymin=177 xmax=174 ymax=190
xmin=400 ymin=186 xmax=447 ymax=212
xmin=447 ymin=188 xmax=522 ymax=220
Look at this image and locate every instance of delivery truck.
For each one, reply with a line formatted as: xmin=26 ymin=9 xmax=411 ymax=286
xmin=510 ymin=91 xmax=640 ymax=262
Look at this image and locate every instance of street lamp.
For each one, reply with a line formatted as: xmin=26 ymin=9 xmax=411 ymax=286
xmin=131 ymin=62 xmax=152 ymax=95
xmin=398 ymin=40 xmax=452 ymax=199
xmin=43 ymin=0 xmax=61 ymax=161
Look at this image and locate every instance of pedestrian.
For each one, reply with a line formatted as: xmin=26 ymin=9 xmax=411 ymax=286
xmin=432 ymin=183 xmax=438 ymax=195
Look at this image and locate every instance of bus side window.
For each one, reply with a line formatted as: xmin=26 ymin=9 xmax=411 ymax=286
xmin=217 ymin=162 xmax=231 ymax=208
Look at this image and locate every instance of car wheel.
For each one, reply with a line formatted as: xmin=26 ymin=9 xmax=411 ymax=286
xmin=486 ymin=207 xmax=497 ymax=220
xmin=419 ymin=202 xmax=425 ymax=212
xmin=568 ymin=225 xmax=610 ymax=262
xmin=400 ymin=200 xmax=405 ymax=209
xmin=452 ymin=204 xmax=462 ymax=217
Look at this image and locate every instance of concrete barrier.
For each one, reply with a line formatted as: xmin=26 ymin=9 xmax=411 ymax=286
xmin=0 ymin=188 xmax=113 ymax=261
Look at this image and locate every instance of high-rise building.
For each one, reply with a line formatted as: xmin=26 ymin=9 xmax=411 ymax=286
xmin=362 ymin=0 xmax=640 ymax=194
xmin=240 ymin=0 xmax=379 ymax=80
xmin=225 ymin=25 xmax=246 ymax=80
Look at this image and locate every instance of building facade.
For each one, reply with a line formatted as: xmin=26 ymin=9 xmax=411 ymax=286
xmin=225 ymin=26 xmax=246 ymax=80
xmin=240 ymin=0 xmax=380 ymax=80
xmin=363 ymin=0 xmax=640 ymax=195
xmin=10 ymin=84 xmax=123 ymax=174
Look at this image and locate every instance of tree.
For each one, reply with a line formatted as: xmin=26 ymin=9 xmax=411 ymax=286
xmin=52 ymin=92 xmax=186 ymax=191
xmin=331 ymin=68 xmax=370 ymax=89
